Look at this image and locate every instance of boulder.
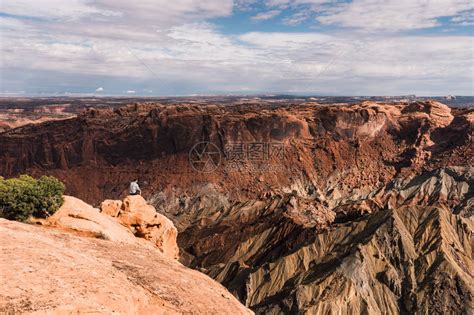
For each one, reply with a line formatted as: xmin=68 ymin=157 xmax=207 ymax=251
xmin=100 ymin=199 xmax=122 ymax=217
xmin=48 ymin=196 xmax=136 ymax=244
xmin=100 ymin=195 xmax=179 ymax=260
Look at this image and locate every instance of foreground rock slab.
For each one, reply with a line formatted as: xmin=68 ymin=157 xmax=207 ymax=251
xmin=0 ymin=219 xmax=253 ymax=314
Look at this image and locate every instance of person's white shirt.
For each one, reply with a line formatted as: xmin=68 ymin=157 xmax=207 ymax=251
xmin=129 ymin=181 xmax=141 ymax=195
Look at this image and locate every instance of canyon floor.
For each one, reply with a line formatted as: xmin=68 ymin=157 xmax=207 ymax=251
xmin=0 ymin=99 xmax=472 ymax=314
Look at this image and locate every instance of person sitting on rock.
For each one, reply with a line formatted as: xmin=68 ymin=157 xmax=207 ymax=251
xmin=129 ymin=179 xmax=141 ymax=196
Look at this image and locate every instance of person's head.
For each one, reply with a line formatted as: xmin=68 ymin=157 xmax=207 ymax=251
xmin=134 ymin=178 xmax=138 ymax=183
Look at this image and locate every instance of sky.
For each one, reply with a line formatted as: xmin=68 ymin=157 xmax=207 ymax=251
xmin=0 ymin=0 xmax=473 ymax=96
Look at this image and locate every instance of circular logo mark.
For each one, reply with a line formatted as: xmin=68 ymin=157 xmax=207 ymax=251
xmin=189 ymin=141 xmax=222 ymax=173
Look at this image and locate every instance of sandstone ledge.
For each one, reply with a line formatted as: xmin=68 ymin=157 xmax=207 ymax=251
xmin=0 ymin=218 xmax=253 ymax=314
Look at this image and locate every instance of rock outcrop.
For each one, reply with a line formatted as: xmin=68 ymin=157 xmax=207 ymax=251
xmin=101 ymin=195 xmax=179 ymax=259
xmin=370 ymin=166 xmax=473 ymax=215
xmin=47 ymin=195 xmax=179 ymax=260
xmin=0 ymin=218 xmax=253 ymax=314
xmin=47 ymin=195 xmax=137 ymax=244
xmin=331 ymin=166 xmax=473 ymax=221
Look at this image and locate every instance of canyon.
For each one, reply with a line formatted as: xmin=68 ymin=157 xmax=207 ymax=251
xmin=0 ymin=99 xmax=472 ymax=314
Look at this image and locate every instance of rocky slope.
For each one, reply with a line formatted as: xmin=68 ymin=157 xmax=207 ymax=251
xmin=0 ymin=197 xmax=252 ymax=314
xmin=0 ymin=100 xmax=472 ymax=314
xmin=170 ymin=167 xmax=473 ymax=314
xmin=241 ymin=204 xmax=473 ymax=314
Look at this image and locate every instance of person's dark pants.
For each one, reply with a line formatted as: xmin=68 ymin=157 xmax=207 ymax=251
xmin=130 ymin=192 xmax=140 ymax=195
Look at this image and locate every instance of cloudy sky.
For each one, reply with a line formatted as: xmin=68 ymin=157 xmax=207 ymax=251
xmin=0 ymin=0 xmax=473 ymax=96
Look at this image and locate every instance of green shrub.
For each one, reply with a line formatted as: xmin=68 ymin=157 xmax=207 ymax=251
xmin=0 ymin=175 xmax=65 ymax=222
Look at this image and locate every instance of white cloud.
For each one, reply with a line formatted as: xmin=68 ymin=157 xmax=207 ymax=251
xmin=282 ymin=11 xmax=311 ymax=25
xmin=0 ymin=1 xmax=473 ymax=95
xmin=235 ymin=0 xmax=258 ymax=11
xmin=240 ymin=32 xmax=333 ymax=49
xmin=1 ymin=0 xmax=233 ymax=29
xmin=265 ymin=0 xmax=291 ymax=7
xmin=1 ymin=0 xmax=117 ymax=20
xmin=2 ymin=20 xmax=473 ymax=94
xmin=263 ymin=0 xmax=474 ymax=31
xmin=251 ymin=10 xmax=282 ymax=21
xmin=0 ymin=16 xmax=31 ymax=30
xmin=316 ymin=0 xmax=474 ymax=31
xmin=95 ymin=87 xmax=104 ymax=92
xmin=451 ymin=9 xmax=474 ymax=26
xmin=265 ymin=0 xmax=333 ymax=11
